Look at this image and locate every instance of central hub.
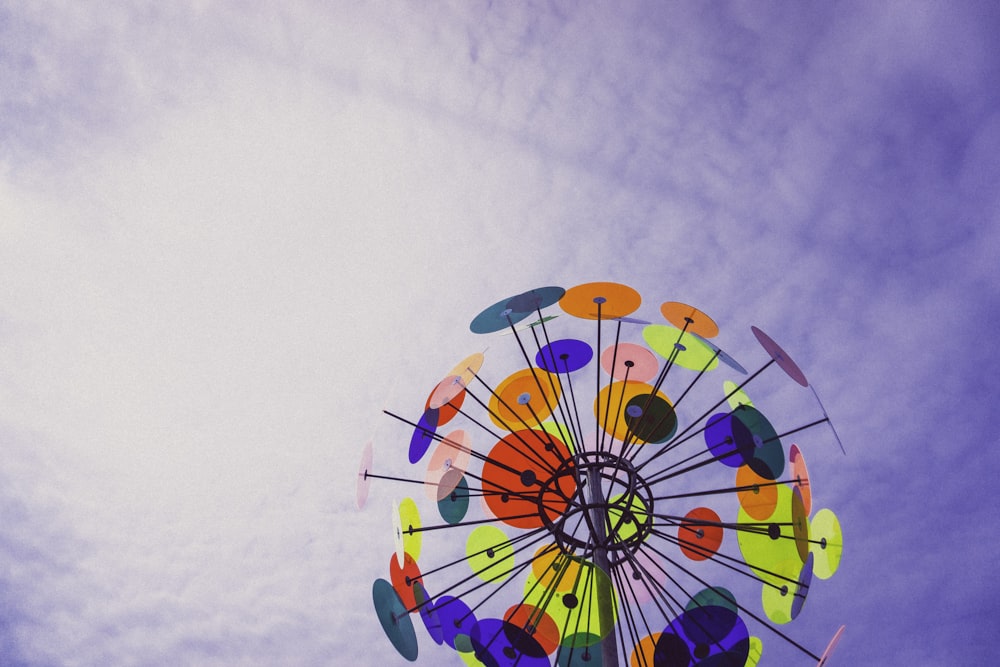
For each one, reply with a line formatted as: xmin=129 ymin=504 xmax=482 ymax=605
xmin=538 ymin=451 xmax=655 ymax=566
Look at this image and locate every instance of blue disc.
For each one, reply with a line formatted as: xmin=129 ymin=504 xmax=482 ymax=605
xmin=535 ymin=338 xmax=593 ymax=374
xmin=408 ymin=407 xmax=439 ymax=464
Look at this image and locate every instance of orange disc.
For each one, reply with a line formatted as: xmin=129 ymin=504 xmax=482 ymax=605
xmin=488 ymin=368 xmax=561 ymax=430
xmin=660 ymin=301 xmax=719 ymax=338
xmin=736 ymin=465 xmax=778 ymax=521
xmin=559 ymin=282 xmax=641 ymax=320
xmin=504 ymin=603 xmax=561 ymax=655
xmin=630 ymin=633 xmax=661 ymax=667
xmin=791 ymin=486 xmax=810 ymax=563
xmin=529 ymin=544 xmax=581 ymax=592
xmin=425 ymin=376 xmax=466 ymax=425
xmin=678 ymin=507 xmax=723 ymax=561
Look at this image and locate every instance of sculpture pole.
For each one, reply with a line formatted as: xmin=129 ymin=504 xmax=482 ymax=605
xmin=587 ymin=465 xmax=620 ymax=667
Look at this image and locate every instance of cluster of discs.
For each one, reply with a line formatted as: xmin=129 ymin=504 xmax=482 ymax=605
xmin=358 ymin=282 xmax=845 ymax=666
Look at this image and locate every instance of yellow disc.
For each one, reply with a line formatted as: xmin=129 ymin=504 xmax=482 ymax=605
xmin=643 ymin=325 xmax=719 ymax=371
xmin=398 ymin=497 xmax=422 ymax=561
xmin=745 ymin=636 xmax=764 ymax=666
xmin=724 ymin=380 xmax=754 ymax=410
xmin=466 ymin=525 xmax=514 ymax=583
xmin=607 ymin=493 xmax=650 ymax=545
xmin=809 ymin=508 xmax=843 ymax=580
xmin=736 ymin=484 xmax=798 ymax=586
xmin=760 ymin=558 xmax=800 ymax=625
xmin=535 ymin=420 xmax=576 ymax=453
xmin=523 ymin=557 xmax=616 ymax=644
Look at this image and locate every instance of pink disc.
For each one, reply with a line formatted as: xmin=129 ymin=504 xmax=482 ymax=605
xmin=424 ymin=430 xmax=472 ymax=501
xmin=626 ymin=548 xmax=668 ymax=605
xmin=427 ymin=375 xmax=465 ymax=411
xmin=817 ymin=625 xmax=846 ymax=666
xmin=789 ymin=444 xmax=812 ymax=516
xmin=356 ymin=440 xmax=373 ymax=510
xmin=751 ymin=325 xmax=809 ymax=387
xmin=600 ymin=342 xmax=658 ymax=382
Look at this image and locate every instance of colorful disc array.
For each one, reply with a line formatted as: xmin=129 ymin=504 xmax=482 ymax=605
xmin=360 ymin=283 xmax=844 ymax=666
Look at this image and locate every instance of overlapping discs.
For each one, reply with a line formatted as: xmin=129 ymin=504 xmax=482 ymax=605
xmin=363 ymin=281 xmax=844 ymax=666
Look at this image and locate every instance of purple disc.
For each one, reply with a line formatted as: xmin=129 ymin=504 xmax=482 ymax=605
xmin=655 ymin=605 xmax=749 ymax=666
xmin=536 ymin=339 xmax=593 ymax=374
xmin=413 ymin=581 xmax=444 ymax=645
xmin=408 ymin=407 xmax=439 ymax=464
xmin=704 ymin=413 xmax=753 ymax=468
xmin=790 ymin=552 xmax=814 ymax=620
xmin=435 ymin=595 xmax=477 ymax=650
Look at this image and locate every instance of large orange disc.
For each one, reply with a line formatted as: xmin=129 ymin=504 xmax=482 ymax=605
xmin=481 ymin=429 xmax=575 ymax=529
xmin=559 ymin=282 xmax=641 ymax=320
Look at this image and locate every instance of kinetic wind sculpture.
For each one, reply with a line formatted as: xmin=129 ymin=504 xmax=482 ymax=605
xmin=357 ymin=282 xmax=846 ymax=666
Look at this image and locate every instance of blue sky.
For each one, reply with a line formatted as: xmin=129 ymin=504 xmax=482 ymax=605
xmin=1 ymin=2 xmax=998 ymax=665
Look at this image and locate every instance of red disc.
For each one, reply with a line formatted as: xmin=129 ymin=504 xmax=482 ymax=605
xmin=678 ymin=507 xmax=723 ymax=561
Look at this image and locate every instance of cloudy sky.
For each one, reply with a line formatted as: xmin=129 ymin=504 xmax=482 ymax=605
xmin=2 ymin=1 xmax=998 ymax=665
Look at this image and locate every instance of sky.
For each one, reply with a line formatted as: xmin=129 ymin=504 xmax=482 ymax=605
xmin=1 ymin=1 xmax=999 ymax=665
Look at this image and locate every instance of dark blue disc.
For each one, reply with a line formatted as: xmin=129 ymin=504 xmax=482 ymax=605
xmin=470 ymin=295 xmax=533 ymax=334
xmin=732 ymin=405 xmax=785 ymax=480
xmin=470 ymin=287 xmax=565 ymax=334
xmin=505 ymin=286 xmax=565 ymax=313
xmin=437 ymin=475 xmax=470 ymax=525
